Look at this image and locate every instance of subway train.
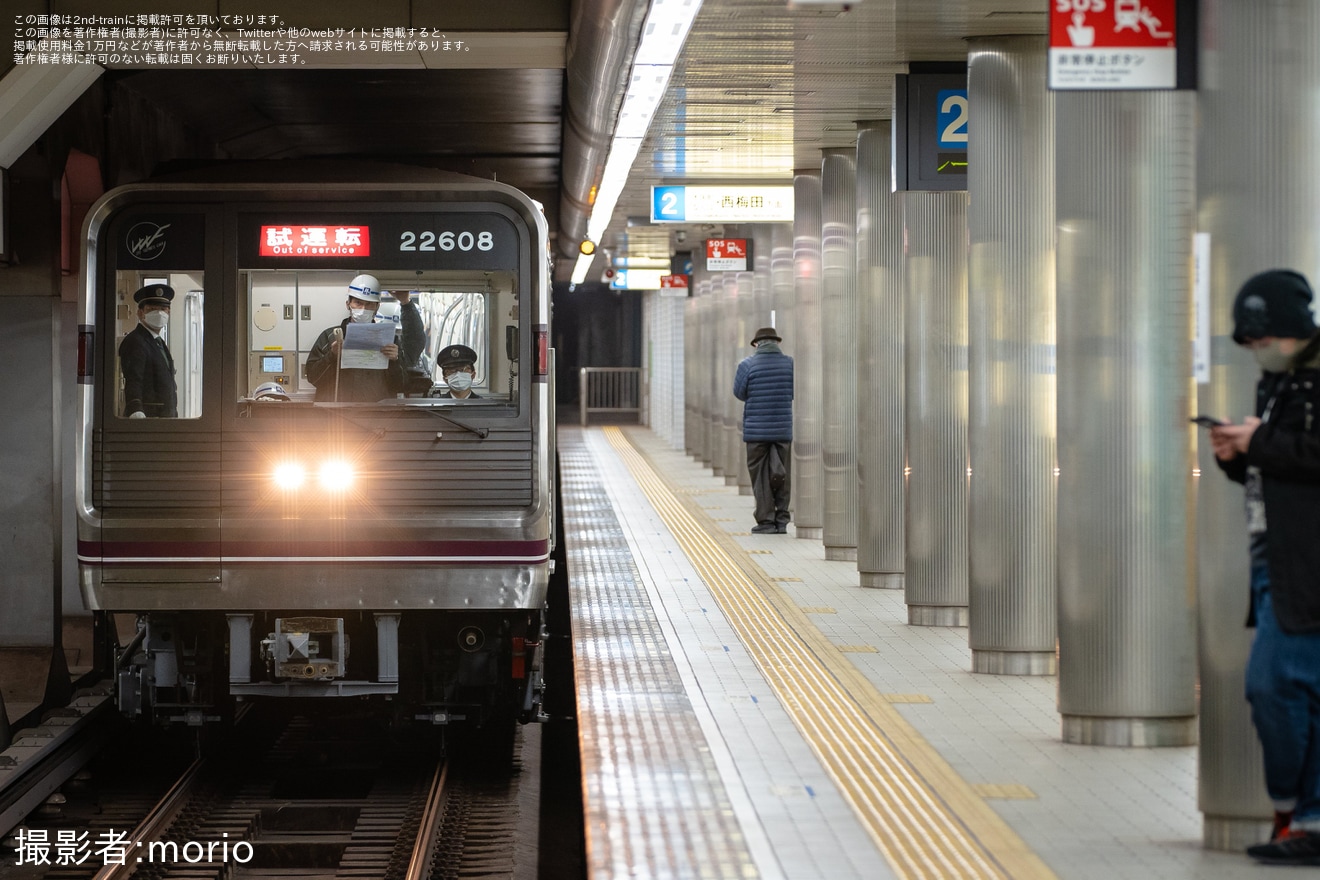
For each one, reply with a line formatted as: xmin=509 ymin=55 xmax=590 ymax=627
xmin=75 ymin=163 xmax=555 ymax=738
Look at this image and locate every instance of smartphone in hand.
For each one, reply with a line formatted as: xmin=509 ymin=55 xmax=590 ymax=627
xmin=1190 ymin=415 xmax=1227 ymax=429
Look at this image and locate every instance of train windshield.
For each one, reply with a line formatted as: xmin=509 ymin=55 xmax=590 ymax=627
xmin=242 ymin=269 xmax=520 ymax=408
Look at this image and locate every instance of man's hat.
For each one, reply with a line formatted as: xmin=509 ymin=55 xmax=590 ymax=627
xmin=1232 ymin=270 xmax=1319 ymax=344
xmin=133 ymin=284 xmax=175 ymax=306
xmin=438 ymin=344 xmax=478 ymax=370
xmin=750 ymin=326 xmax=781 ymax=346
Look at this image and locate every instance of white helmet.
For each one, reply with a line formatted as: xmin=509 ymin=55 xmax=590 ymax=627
xmin=253 ymin=381 xmax=290 ymax=401
xmin=347 ymin=273 xmax=381 ymax=303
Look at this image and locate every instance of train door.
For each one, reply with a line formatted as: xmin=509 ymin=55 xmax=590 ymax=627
xmin=92 ymin=206 xmax=223 ymax=593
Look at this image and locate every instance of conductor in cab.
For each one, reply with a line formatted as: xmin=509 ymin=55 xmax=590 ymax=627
xmin=436 ymin=345 xmax=480 ymax=399
xmin=119 ymin=283 xmax=178 ymax=418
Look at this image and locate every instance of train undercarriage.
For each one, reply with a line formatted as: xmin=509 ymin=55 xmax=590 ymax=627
xmin=110 ymin=608 xmax=548 ymax=733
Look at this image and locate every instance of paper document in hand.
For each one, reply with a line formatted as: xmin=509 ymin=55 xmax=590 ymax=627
xmin=341 ymin=322 xmax=395 ymax=370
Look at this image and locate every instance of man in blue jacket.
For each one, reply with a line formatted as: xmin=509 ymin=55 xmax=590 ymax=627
xmin=734 ymin=327 xmax=794 ymax=534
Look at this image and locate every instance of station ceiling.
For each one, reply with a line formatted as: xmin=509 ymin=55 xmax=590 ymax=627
xmin=7 ymin=0 xmax=1045 ymax=275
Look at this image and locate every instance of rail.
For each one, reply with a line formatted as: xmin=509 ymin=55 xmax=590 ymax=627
xmin=578 ymin=367 xmax=642 ymax=426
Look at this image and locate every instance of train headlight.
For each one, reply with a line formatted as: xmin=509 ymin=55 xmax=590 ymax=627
xmin=318 ymin=460 xmax=354 ymax=490
xmin=273 ymin=462 xmax=305 ymax=490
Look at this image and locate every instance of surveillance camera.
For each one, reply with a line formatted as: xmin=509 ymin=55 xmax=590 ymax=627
xmin=676 ymin=231 xmax=687 ymax=244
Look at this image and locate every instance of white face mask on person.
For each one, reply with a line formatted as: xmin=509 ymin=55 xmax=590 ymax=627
xmin=1253 ymin=339 xmax=1296 ymax=373
xmin=447 ymin=372 xmax=473 ymax=393
xmin=349 ymin=307 xmax=376 ymax=324
xmin=143 ymin=310 xmax=168 ymax=331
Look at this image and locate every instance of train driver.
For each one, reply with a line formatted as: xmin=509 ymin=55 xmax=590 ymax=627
xmin=436 ymin=345 xmax=480 ymax=399
xmin=119 ymin=283 xmax=178 ymax=418
xmin=304 ymin=274 xmax=408 ymax=403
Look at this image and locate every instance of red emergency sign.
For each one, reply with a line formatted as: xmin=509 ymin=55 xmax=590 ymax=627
xmin=1048 ymin=0 xmax=1180 ymax=90
xmin=705 ymin=238 xmax=748 ymax=271
xmin=659 ymin=274 xmax=689 ymax=289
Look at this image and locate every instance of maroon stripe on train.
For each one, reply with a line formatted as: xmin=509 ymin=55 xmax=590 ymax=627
xmin=79 ymin=538 xmax=550 ymax=559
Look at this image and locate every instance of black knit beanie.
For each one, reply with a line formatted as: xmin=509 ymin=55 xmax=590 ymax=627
xmin=1232 ymin=270 xmax=1319 ymax=344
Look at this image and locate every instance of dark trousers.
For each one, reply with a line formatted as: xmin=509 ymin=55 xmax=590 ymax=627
xmin=746 ymin=441 xmax=791 ymax=527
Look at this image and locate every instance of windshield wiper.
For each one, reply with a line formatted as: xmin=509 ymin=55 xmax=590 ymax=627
xmin=414 ymin=406 xmax=490 ymax=439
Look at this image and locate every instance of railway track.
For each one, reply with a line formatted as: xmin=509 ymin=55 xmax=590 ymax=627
xmin=5 ymin=706 xmax=540 ymax=880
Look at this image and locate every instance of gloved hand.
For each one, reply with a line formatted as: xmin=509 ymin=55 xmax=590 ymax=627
xmin=129 ymin=411 xmax=146 ymax=419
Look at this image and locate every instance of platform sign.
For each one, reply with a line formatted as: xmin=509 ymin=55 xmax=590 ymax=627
xmin=1049 ymin=0 xmax=1196 ymax=90
xmin=705 ymin=238 xmax=749 ymax=271
xmin=652 ymin=186 xmax=793 ymax=223
xmin=894 ymin=66 xmax=968 ymax=192
xmin=653 ymin=186 xmax=686 ymax=222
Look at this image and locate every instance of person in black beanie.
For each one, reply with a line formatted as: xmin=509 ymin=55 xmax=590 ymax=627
xmin=1210 ymin=269 xmax=1320 ymax=864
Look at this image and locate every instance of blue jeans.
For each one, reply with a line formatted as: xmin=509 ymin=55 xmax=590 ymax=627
xmin=1245 ymin=562 xmax=1320 ymax=824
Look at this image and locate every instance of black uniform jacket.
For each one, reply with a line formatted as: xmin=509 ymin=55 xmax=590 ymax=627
xmin=1217 ymin=336 xmax=1320 ymax=633
xmin=118 ymin=324 xmax=178 ymax=417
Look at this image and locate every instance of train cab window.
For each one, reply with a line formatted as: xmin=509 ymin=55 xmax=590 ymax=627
xmin=241 ymin=270 xmax=520 ymax=408
xmin=112 ymin=271 xmax=206 ymax=420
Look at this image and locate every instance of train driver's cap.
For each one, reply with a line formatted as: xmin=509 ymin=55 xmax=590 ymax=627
xmin=438 ymin=344 xmax=478 ymax=370
xmin=750 ymin=326 xmax=781 ymax=346
xmin=133 ymin=284 xmax=175 ymax=307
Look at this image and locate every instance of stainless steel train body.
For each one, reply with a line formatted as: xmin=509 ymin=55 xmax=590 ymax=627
xmin=76 ymin=169 xmax=554 ymax=729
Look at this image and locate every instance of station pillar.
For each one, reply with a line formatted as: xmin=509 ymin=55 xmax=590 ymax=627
xmin=1054 ymin=90 xmax=1198 ymax=747
xmin=902 ymin=192 xmax=970 ymax=627
xmin=856 ymin=121 xmax=905 ymax=590
xmin=792 ymin=171 xmax=824 ymax=540
xmin=1196 ymin=0 xmax=1320 ymax=850
xmin=821 ymin=147 xmax=860 ymax=561
xmin=966 ymin=35 xmax=1058 ymax=675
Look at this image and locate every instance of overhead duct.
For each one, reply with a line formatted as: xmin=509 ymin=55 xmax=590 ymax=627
xmin=557 ymin=0 xmax=651 ymax=279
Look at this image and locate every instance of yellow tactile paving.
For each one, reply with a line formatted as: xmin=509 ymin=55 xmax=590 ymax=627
xmin=604 ymin=426 xmax=1057 ymax=880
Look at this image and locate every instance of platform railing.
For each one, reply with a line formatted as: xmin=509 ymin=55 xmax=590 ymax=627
xmin=579 ymin=367 xmax=642 ymax=426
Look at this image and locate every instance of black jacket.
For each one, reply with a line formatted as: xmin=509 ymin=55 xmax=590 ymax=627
xmin=118 ymin=324 xmax=177 ymax=417
xmin=305 ymin=304 xmax=425 ymax=402
xmin=1217 ymin=336 xmax=1320 ymax=633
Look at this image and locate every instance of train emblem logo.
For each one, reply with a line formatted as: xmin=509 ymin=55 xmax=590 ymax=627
xmin=126 ymin=221 xmax=170 ymax=261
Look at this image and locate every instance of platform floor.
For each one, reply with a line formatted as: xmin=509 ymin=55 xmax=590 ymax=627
xmin=561 ymin=424 xmax=1292 ymax=879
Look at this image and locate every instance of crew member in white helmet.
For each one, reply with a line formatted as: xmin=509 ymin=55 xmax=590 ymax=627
xmin=304 ymin=273 xmax=407 ymax=402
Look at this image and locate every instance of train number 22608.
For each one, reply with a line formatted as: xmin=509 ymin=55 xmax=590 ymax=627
xmin=398 ymin=230 xmax=495 ymax=252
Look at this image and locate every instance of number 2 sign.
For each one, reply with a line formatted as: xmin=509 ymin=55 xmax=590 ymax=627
xmin=936 ymin=89 xmax=969 ymax=149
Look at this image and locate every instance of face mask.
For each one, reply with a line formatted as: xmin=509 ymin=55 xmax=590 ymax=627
xmin=447 ymin=372 xmax=473 ymax=393
xmin=143 ymin=310 xmax=168 ymax=331
xmin=349 ymin=308 xmax=375 ymax=324
xmin=1253 ymin=340 xmax=1294 ymax=373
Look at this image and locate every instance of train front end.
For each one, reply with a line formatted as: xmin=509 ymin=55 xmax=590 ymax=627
xmin=75 ymin=174 xmax=554 ymax=732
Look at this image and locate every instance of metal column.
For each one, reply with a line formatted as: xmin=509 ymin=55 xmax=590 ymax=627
xmin=734 ymin=264 xmax=756 ymax=495
xmin=821 ymin=147 xmax=859 ymax=561
xmin=1055 ymin=90 xmax=1197 ymax=747
xmin=856 ymin=121 xmax=905 ymax=589
xmin=903 ymin=193 xmax=970 ymax=626
xmin=1197 ymin=0 xmax=1320 ymax=850
xmin=966 ymin=35 xmax=1057 ymax=675
xmin=793 ymin=171 xmax=825 ymax=540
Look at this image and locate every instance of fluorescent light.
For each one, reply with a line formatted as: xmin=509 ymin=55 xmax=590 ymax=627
xmin=615 ymin=66 xmax=674 ymax=138
xmin=570 ymin=252 xmax=596 ymax=284
xmin=580 ymin=0 xmax=704 ymax=252
xmin=635 ymin=0 xmax=700 ymax=65
xmin=587 ymin=137 xmax=645 ymax=242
